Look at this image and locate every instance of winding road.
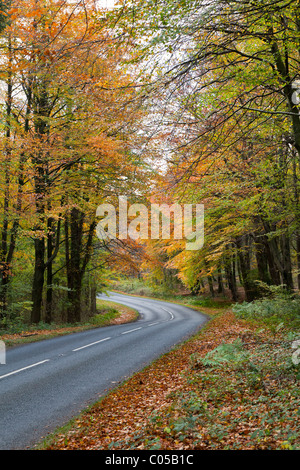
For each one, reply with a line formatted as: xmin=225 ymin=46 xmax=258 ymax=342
xmin=0 ymin=292 xmax=207 ymax=450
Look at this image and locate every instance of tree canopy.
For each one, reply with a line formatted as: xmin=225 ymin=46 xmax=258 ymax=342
xmin=0 ymin=0 xmax=300 ymax=328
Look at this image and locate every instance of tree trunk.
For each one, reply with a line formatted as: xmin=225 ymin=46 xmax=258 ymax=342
xmin=91 ymin=282 xmax=97 ymax=315
xmin=45 ymin=217 xmax=54 ymax=324
xmin=297 ymin=234 xmax=300 ymax=290
xmin=207 ymin=276 xmax=215 ymax=297
xmin=280 ymin=232 xmax=294 ymax=291
xmin=217 ymin=266 xmax=224 ymax=295
xmin=0 ymin=34 xmax=12 ymax=317
xmin=236 ymin=236 xmax=256 ymax=302
xmin=65 ymin=208 xmax=96 ymax=323
xmin=292 ymin=150 xmax=300 ymax=290
xmin=31 ymin=237 xmax=45 ymax=324
xmin=254 ymin=233 xmax=270 ymax=284
xmin=66 ymin=208 xmax=83 ymax=323
xmin=30 ymin=68 xmax=51 ymax=323
xmin=224 ymin=246 xmax=238 ymax=301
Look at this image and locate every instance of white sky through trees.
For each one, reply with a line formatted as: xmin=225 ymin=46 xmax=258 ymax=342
xmin=97 ymin=0 xmax=115 ymax=9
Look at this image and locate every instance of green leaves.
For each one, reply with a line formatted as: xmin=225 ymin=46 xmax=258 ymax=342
xmin=0 ymin=0 xmax=10 ymax=32
xmin=201 ymin=339 xmax=250 ymax=367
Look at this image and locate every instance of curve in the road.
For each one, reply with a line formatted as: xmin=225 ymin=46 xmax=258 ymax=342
xmin=0 ymin=292 xmax=208 ymax=449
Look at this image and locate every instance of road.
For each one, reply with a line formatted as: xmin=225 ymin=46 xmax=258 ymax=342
xmin=0 ymin=292 xmax=208 ymax=450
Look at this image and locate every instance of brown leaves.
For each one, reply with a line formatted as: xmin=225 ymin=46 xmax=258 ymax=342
xmin=42 ymin=308 xmax=300 ymax=450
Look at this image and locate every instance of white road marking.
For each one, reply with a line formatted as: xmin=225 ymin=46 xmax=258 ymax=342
xmin=1 ymin=306 xmax=175 ymax=380
xmin=72 ymin=337 xmax=111 ymax=352
xmin=161 ymin=307 xmax=175 ymax=320
xmin=0 ymin=360 xmax=50 ymax=380
xmin=121 ymin=327 xmax=142 ymax=335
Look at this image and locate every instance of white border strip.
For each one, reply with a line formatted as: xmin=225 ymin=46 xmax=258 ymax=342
xmin=121 ymin=327 xmax=142 ymax=335
xmin=0 ymin=359 xmax=50 ymax=380
xmin=72 ymin=337 xmax=111 ymax=352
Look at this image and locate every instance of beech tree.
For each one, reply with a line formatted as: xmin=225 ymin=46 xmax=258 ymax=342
xmin=0 ymin=0 xmax=149 ymax=325
xmin=108 ymin=0 xmax=300 ymax=300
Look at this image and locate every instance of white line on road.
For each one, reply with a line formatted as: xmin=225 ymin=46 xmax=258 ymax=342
xmin=72 ymin=337 xmax=111 ymax=352
xmin=121 ymin=327 xmax=142 ymax=335
xmin=0 ymin=359 xmax=50 ymax=380
xmin=0 ymin=308 xmax=175 ymax=380
xmin=161 ymin=307 xmax=175 ymax=320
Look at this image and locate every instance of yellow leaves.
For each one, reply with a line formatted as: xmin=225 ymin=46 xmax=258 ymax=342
xmin=280 ymin=441 xmax=293 ymax=450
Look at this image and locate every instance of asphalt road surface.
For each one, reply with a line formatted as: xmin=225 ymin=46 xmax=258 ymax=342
xmin=0 ymin=292 xmax=208 ymax=450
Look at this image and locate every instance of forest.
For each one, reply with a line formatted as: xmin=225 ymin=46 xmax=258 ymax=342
xmin=0 ymin=0 xmax=300 ymax=331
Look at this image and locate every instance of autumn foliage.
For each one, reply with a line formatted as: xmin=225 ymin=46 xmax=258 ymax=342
xmin=0 ymin=0 xmax=149 ymax=326
xmin=0 ymin=0 xmax=300 ymax=452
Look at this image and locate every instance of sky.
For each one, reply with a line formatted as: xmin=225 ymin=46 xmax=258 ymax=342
xmin=98 ymin=0 xmax=115 ymax=9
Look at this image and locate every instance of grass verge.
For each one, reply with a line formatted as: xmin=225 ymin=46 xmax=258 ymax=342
xmin=0 ymin=298 xmax=139 ymax=347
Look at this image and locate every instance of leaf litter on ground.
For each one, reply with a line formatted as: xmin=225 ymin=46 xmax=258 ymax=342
xmin=41 ymin=308 xmax=300 ymax=450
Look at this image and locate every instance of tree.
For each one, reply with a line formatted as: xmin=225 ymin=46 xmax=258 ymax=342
xmin=105 ymin=0 xmax=300 ymax=300
xmin=0 ymin=1 xmax=10 ymax=32
xmin=0 ymin=0 xmax=151 ymax=325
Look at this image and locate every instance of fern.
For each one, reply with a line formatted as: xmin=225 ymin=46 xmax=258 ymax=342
xmin=201 ymin=339 xmax=250 ymax=367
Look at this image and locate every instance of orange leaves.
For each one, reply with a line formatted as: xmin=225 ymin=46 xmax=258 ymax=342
xmin=87 ymin=133 xmax=123 ymax=168
xmin=39 ymin=309 xmax=235 ymax=450
xmin=41 ymin=304 xmax=300 ymax=450
xmin=0 ymin=0 xmax=151 ymax=325
xmin=45 ymin=336 xmax=188 ymax=450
